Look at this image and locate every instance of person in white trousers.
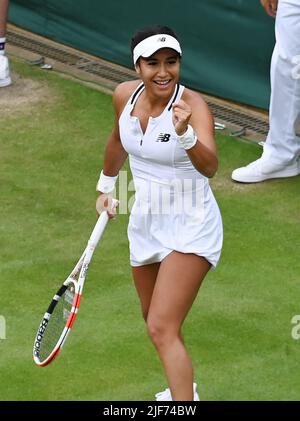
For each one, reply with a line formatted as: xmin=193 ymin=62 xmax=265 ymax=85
xmin=232 ymin=0 xmax=300 ymax=183
xmin=0 ymin=0 xmax=11 ymax=87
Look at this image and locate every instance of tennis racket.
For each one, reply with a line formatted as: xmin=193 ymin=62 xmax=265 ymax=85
xmin=33 ymin=208 xmax=112 ymax=367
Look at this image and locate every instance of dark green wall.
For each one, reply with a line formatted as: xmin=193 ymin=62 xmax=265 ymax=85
xmin=9 ymin=0 xmax=275 ymax=109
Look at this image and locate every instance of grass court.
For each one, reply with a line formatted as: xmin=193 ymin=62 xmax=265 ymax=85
xmin=1 ymin=59 xmax=300 ymax=401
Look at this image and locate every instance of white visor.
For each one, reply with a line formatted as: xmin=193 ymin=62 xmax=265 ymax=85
xmin=133 ymin=34 xmax=182 ymax=65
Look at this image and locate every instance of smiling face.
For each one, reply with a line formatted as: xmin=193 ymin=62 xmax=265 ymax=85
xmin=135 ymin=48 xmax=181 ymax=99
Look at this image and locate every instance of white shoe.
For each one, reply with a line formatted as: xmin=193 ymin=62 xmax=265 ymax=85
xmin=193 ymin=383 xmax=200 ymax=401
xmin=155 ymin=382 xmax=200 ymax=401
xmin=0 ymin=55 xmax=12 ymax=88
xmin=155 ymin=387 xmax=172 ymax=401
xmin=231 ymin=157 xmax=300 ymax=183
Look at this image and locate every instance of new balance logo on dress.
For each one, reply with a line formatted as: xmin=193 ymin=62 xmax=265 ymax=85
xmin=156 ymin=133 xmax=171 ymax=142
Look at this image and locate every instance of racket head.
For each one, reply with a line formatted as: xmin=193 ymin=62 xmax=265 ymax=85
xmin=33 ymin=279 xmax=80 ymax=366
xmin=33 ymin=211 xmax=110 ymax=367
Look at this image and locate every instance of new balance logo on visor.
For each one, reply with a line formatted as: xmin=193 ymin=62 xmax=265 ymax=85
xmin=156 ymin=133 xmax=171 ymax=142
xmin=158 ymin=37 xmax=166 ymax=42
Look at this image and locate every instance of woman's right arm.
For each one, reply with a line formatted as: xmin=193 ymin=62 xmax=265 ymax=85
xmin=96 ymin=81 xmax=139 ymax=216
xmin=102 ymin=85 xmax=129 ymax=176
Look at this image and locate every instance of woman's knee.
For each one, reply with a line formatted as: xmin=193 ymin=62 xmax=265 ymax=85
xmin=146 ymin=318 xmax=177 ymax=350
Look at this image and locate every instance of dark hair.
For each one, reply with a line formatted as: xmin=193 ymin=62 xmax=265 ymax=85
xmin=131 ymin=25 xmax=180 ymax=56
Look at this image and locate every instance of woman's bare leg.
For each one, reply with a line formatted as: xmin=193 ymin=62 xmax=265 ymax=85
xmin=146 ymin=251 xmax=210 ymax=401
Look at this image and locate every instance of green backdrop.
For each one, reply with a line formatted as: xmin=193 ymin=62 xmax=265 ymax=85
xmin=9 ymin=0 xmax=275 ymax=109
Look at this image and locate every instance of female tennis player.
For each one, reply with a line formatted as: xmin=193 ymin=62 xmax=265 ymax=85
xmin=96 ymin=25 xmax=223 ymax=401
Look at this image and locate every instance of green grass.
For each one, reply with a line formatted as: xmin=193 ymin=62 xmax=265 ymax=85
xmin=1 ymin=59 xmax=300 ymax=401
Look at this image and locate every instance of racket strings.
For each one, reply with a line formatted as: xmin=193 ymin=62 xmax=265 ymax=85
xmin=38 ymin=284 xmax=75 ymax=362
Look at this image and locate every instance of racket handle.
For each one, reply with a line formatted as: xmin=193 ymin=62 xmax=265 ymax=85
xmin=89 ymin=211 xmax=109 ymax=248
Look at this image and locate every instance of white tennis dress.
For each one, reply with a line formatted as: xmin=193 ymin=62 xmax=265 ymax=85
xmin=119 ymin=83 xmax=223 ymax=267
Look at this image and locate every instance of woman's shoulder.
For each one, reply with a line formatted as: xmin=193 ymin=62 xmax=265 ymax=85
xmin=181 ymin=87 xmax=207 ymax=107
xmin=113 ymin=80 xmax=142 ymax=113
xmin=182 ymin=87 xmax=212 ymax=116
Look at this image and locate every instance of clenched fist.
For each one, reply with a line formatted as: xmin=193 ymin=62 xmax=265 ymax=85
xmin=172 ymin=100 xmax=192 ymax=136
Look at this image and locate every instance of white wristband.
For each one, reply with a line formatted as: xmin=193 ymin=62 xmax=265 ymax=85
xmin=177 ymin=125 xmax=197 ymax=150
xmin=96 ymin=170 xmax=118 ymax=193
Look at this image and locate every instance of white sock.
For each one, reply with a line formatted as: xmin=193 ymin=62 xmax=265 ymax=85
xmin=0 ymin=37 xmax=6 ymax=55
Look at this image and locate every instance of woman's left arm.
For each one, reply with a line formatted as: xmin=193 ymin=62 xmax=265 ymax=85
xmin=172 ymin=91 xmax=218 ymax=178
